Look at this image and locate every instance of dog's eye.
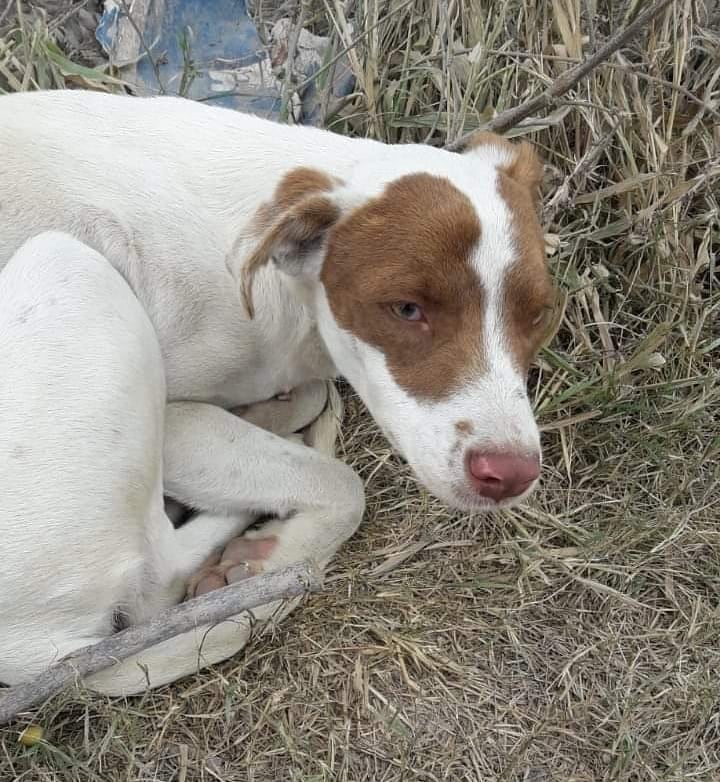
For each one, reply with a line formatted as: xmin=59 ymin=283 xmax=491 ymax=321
xmin=391 ymin=302 xmax=425 ymax=322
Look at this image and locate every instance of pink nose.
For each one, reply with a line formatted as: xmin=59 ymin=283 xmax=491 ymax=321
xmin=466 ymin=451 xmax=541 ymax=502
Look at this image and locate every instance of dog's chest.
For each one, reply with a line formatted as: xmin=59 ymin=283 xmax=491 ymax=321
xmin=216 ymin=318 xmax=335 ymax=407
xmin=158 ymin=275 xmax=335 ymax=409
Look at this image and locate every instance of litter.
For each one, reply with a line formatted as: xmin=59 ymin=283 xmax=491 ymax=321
xmin=96 ymin=0 xmax=354 ymax=125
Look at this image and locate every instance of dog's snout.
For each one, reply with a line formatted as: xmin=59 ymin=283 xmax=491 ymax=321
xmin=465 ymin=450 xmax=540 ymax=502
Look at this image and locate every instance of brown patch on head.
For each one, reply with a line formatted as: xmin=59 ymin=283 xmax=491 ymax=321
xmin=322 ymin=173 xmax=483 ymax=400
xmin=462 ymin=131 xmax=506 ymax=152
xmin=241 ymin=167 xmax=341 ymax=316
xmin=252 ymin=167 xmax=338 ymax=232
xmin=502 ymin=143 xmax=544 ymax=193
xmin=455 ymin=420 xmax=475 ymax=436
xmin=496 ymin=144 xmax=554 ymax=373
xmin=461 ymin=133 xmax=553 ymax=372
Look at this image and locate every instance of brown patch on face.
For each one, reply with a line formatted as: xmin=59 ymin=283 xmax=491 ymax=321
xmin=497 ymin=146 xmax=555 ymax=374
xmin=242 ymin=167 xmax=341 ymax=316
xmin=455 ymin=419 xmax=475 ymax=436
xmin=322 ymin=174 xmax=483 ymax=400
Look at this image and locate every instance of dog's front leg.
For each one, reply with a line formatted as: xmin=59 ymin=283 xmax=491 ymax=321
xmin=163 ymin=398 xmax=365 ymax=584
xmin=81 ymin=395 xmax=365 ymax=696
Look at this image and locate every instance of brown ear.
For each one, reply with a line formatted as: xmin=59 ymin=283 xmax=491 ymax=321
xmin=502 ymin=141 xmax=544 ymax=193
xmin=241 ymin=194 xmax=342 ymax=317
xmin=233 ymin=167 xmax=345 ymax=317
xmin=461 ymin=131 xmax=544 ymax=204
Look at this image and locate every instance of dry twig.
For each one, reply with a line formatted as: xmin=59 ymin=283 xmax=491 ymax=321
xmin=445 ymin=0 xmax=675 ymax=148
xmin=0 ymin=562 xmax=321 ymax=725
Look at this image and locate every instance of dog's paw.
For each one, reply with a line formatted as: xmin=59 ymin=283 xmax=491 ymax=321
xmin=186 ymin=535 xmax=278 ymax=598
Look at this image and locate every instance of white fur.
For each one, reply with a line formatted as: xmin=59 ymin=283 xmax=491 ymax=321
xmin=0 ymin=90 xmax=541 ymax=693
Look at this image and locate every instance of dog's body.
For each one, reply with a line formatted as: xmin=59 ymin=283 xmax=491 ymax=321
xmin=0 ymin=91 xmax=352 ymax=406
xmin=0 ymin=90 xmax=553 ymax=694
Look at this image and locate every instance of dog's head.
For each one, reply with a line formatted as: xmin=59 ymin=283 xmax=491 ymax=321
xmin=240 ymin=133 xmax=555 ymax=512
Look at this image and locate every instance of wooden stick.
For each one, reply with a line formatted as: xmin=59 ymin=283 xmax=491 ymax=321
xmin=445 ymin=0 xmax=674 ymax=150
xmin=0 ymin=562 xmax=321 ymax=725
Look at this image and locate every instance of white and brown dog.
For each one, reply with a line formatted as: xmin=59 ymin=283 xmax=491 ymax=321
xmin=0 ymin=90 xmax=553 ymax=694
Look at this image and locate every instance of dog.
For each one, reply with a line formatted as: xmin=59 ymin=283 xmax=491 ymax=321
xmin=0 ymin=89 xmax=553 ymax=694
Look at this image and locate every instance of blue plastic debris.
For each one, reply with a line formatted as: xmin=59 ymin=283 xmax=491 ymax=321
xmin=96 ymin=1 xmax=355 ymax=124
xmin=95 ymin=2 xmax=120 ymax=53
xmin=97 ymin=0 xmax=281 ymax=115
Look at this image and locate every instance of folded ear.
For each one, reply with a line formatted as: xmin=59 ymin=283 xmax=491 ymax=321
xmin=459 ymin=132 xmax=544 ymax=206
xmin=232 ymin=167 xmax=354 ymax=317
xmin=241 ymin=193 xmax=342 ymax=313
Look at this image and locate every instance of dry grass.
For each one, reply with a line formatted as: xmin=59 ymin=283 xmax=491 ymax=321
xmin=1 ymin=0 xmax=719 ymax=779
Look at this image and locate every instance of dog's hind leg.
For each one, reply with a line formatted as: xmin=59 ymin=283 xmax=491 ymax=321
xmin=0 ymin=231 xmax=266 ymax=694
xmin=0 ymin=231 xmax=172 ymax=685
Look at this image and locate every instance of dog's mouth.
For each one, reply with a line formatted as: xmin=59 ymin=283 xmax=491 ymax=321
xmin=398 ymin=448 xmax=540 ymax=513
xmin=448 ymin=477 xmax=539 ymax=513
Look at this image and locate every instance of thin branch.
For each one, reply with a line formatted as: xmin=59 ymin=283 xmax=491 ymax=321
xmin=48 ymin=0 xmax=96 ymax=34
xmin=0 ymin=561 xmax=322 ymax=725
xmin=445 ymin=0 xmax=675 ymax=150
xmin=458 ymin=48 xmax=720 ymax=123
xmin=0 ymin=0 xmax=14 ymax=30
